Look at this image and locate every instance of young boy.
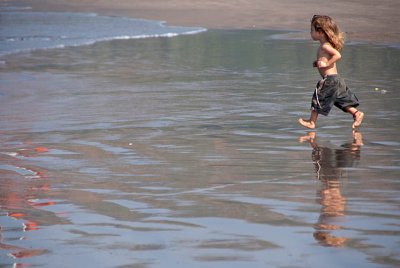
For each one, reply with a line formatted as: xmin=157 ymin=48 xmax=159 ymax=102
xmin=298 ymin=15 xmax=364 ymax=129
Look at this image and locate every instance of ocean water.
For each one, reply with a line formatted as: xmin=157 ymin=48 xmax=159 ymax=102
xmin=0 ymin=10 xmax=205 ymax=56
xmin=1 ymin=9 xmax=400 ymax=268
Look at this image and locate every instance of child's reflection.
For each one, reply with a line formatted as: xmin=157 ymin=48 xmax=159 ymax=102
xmin=300 ymin=131 xmax=363 ymax=247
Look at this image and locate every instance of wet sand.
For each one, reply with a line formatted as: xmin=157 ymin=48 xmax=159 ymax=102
xmin=1 ymin=29 xmax=400 ymax=267
xmin=1 ymin=1 xmax=400 ymax=267
xmin=16 ymin=0 xmax=400 ymax=45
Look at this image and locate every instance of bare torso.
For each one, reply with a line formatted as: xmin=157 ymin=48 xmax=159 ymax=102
xmin=314 ymin=44 xmax=339 ymax=77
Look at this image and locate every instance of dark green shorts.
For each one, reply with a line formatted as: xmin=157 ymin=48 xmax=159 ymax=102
xmin=311 ymin=75 xmax=359 ymax=116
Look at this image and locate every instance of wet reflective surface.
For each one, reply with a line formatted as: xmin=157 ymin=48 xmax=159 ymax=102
xmin=1 ymin=30 xmax=400 ymax=267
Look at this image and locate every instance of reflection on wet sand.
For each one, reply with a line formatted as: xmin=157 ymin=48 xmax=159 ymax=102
xmin=300 ymin=131 xmax=363 ymax=247
xmin=0 ymin=143 xmax=63 ymax=264
xmin=1 ymin=29 xmax=399 ymax=267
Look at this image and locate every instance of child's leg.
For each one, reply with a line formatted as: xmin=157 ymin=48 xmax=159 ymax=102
xmin=345 ymin=107 xmax=364 ymax=129
xmin=299 ymin=110 xmax=318 ymax=129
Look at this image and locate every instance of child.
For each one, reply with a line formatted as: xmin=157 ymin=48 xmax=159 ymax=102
xmin=298 ymin=15 xmax=364 ymax=129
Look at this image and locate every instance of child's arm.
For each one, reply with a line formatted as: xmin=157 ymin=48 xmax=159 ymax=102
xmin=316 ymin=43 xmax=341 ymax=68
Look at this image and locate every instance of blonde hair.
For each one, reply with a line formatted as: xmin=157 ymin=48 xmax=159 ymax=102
xmin=311 ymin=15 xmax=345 ymax=51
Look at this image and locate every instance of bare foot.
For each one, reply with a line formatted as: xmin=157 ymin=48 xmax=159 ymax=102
xmin=298 ymin=118 xmax=316 ymax=129
xmin=352 ymin=111 xmax=364 ymax=129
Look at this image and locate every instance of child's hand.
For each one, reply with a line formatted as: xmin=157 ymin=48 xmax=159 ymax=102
xmin=316 ymin=60 xmax=327 ymax=68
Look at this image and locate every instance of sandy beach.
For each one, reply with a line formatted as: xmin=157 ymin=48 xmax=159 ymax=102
xmin=2 ymin=1 xmax=400 ymax=267
xmin=16 ymin=0 xmax=400 ymax=45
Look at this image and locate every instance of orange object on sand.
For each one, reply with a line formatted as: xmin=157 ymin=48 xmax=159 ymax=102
xmin=23 ymin=220 xmax=38 ymax=231
xmin=34 ymin=147 xmax=49 ymax=153
xmin=8 ymin=212 xmax=25 ymax=219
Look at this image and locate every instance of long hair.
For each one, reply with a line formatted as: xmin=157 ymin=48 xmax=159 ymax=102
xmin=311 ymin=15 xmax=345 ymax=51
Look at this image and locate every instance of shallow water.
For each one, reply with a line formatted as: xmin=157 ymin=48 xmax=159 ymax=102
xmin=0 ymin=29 xmax=400 ymax=267
xmin=0 ymin=10 xmax=205 ymax=56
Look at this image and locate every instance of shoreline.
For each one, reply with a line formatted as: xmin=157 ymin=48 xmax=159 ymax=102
xmin=11 ymin=0 xmax=400 ymax=45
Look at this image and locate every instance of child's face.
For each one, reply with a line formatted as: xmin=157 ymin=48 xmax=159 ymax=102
xmin=310 ymin=25 xmax=320 ymax=41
